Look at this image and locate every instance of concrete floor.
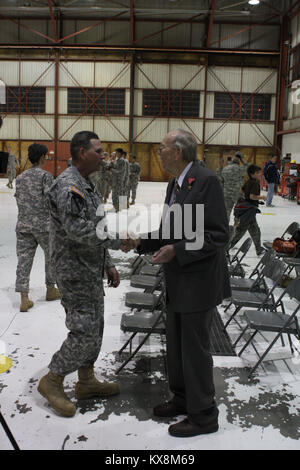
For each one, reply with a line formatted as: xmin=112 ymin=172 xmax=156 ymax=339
xmin=0 ymin=177 xmax=300 ymax=450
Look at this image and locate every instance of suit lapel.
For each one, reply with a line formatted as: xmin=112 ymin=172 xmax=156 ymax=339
xmin=175 ymin=161 xmax=198 ymax=206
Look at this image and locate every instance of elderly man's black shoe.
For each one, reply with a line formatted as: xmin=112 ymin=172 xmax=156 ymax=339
xmin=153 ymin=400 xmax=186 ymax=418
xmin=168 ymin=418 xmax=219 ymax=437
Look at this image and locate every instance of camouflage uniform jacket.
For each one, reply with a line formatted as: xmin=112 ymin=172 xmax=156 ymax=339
xmin=111 ymin=157 xmax=125 ymax=186
xmin=15 ymin=166 xmax=53 ymax=232
xmin=129 ymin=161 xmax=141 ymax=183
xmin=222 ymin=162 xmax=248 ymax=198
xmin=8 ymin=153 xmax=19 ymax=171
xmin=48 ymin=166 xmax=121 ymax=281
xmin=123 ymin=158 xmax=130 ymax=188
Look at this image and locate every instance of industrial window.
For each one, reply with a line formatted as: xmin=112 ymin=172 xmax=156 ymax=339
xmin=292 ymin=45 xmax=300 ymax=81
xmin=142 ymin=89 xmax=200 ymax=118
xmin=214 ymin=92 xmax=271 ymax=121
xmin=0 ymin=87 xmax=46 ymax=113
xmin=67 ymin=88 xmax=125 ymax=115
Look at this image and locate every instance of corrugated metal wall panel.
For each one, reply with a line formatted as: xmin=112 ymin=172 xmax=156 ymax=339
xmin=239 ymin=123 xmax=274 ymax=146
xmin=168 ymin=119 xmax=203 ymax=143
xmin=296 ymin=13 xmax=300 ymax=45
xmin=20 ymin=20 xmax=48 ymax=44
xmin=134 ymin=118 xmax=168 ymax=143
xmin=59 ymin=62 xmax=94 ymax=87
xmin=46 ymin=88 xmax=54 ymax=114
xmin=58 ymin=116 xmax=94 ymax=141
xmin=20 ymin=116 xmax=54 ymax=140
xmin=62 ymin=20 xmax=76 ymax=44
xmin=163 ymin=22 xmax=191 ymax=47
xmin=242 ymin=69 xmax=277 ymax=94
xmin=209 ymin=23 xmax=220 ymax=47
xmin=0 ymin=19 xmax=18 ymax=43
xmin=94 ymin=62 xmax=130 ymax=88
xmin=105 ymin=21 xmax=130 ymax=45
xmin=250 ymin=26 xmax=280 ymax=51
xmin=0 ymin=62 xmax=19 ymax=86
xmin=0 ymin=116 xmax=19 ymax=139
xmin=219 ymin=24 xmax=250 ymax=50
xmin=170 ymin=64 xmax=205 ymax=90
xmin=205 ymin=122 xmax=239 ymax=146
xmin=21 ymin=61 xmax=55 ymax=87
xmin=283 ymin=133 xmax=300 ymax=162
xmin=270 ymin=96 xmax=276 ymax=121
xmin=94 ymin=117 xmax=129 ymax=142
xmin=207 ymin=67 xmax=242 ymax=92
xmin=75 ymin=21 xmax=104 ymax=44
xmin=283 ymin=116 xmax=300 ymax=131
xmin=135 ymin=64 xmax=169 ymax=89
xmin=205 ymin=93 xmax=215 ymax=119
xmin=135 ymin=21 xmax=162 ymax=46
xmin=134 ymin=89 xmax=143 ymax=116
xmin=58 ymin=89 xmax=67 ymax=114
xmin=190 ymin=23 xmax=205 ymax=48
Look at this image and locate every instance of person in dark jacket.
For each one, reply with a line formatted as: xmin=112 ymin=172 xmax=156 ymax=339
xmin=264 ymin=155 xmax=280 ymax=207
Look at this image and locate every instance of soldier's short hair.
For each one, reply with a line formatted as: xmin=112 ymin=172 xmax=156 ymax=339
xmin=28 ymin=143 xmax=48 ymax=164
xmin=247 ymin=164 xmax=261 ymax=177
xmin=115 ymin=147 xmax=123 ymax=154
xmin=122 ymin=151 xmax=127 ymax=157
xmin=70 ymin=131 xmax=99 ymax=160
xmin=172 ymin=129 xmax=197 ymax=163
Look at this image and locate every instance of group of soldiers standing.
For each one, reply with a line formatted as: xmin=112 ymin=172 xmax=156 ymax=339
xmin=89 ymin=148 xmax=141 ymax=212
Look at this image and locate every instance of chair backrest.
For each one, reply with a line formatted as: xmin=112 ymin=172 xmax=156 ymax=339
xmin=239 ymin=237 xmax=252 ymax=254
xmin=286 ymin=278 xmax=300 ymax=302
xmin=283 ymin=221 xmax=300 ymax=238
xmin=250 ymin=249 xmax=275 ymax=278
xmin=261 ymin=258 xmax=287 ymax=284
xmin=296 ymin=265 xmax=300 ymax=277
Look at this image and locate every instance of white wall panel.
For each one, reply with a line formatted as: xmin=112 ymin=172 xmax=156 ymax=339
xmin=239 ymin=123 xmax=274 ymax=147
xmin=134 ymin=118 xmax=167 ymax=143
xmin=58 ymin=89 xmax=67 ymax=114
xmin=20 ymin=116 xmax=54 ymax=140
xmin=94 ymin=62 xmax=130 ymax=88
xmin=205 ymin=93 xmax=215 ymax=119
xmin=168 ymin=119 xmax=203 ymax=143
xmin=21 ymin=61 xmax=55 ymax=87
xmin=207 ymin=67 xmax=241 ymax=92
xmin=170 ymin=65 xmax=205 ymax=90
xmin=242 ymin=69 xmax=277 ymax=94
xmin=205 ymin=122 xmax=239 ymax=146
xmin=283 ymin=132 xmax=300 ymax=163
xmin=0 ymin=116 xmax=19 ymax=139
xmin=135 ymin=64 xmax=169 ymax=89
xmin=94 ymin=117 xmax=129 ymax=142
xmin=58 ymin=116 xmax=93 ymax=141
xmin=59 ymin=62 xmax=94 ymax=87
xmin=271 ymin=96 xmax=276 ymax=121
xmin=0 ymin=62 xmax=19 ymax=86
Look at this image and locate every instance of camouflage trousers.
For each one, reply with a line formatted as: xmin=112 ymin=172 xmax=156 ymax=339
xmin=112 ymin=186 xmax=127 ymax=210
xmin=8 ymin=167 xmax=16 ymax=184
xmin=224 ymin=196 xmax=238 ymax=221
xmin=128 ymin=181 xmax=138 ymax=201
xmin=103 ymin=182 xmax=111 ymax=201
xmin=230 ymin=217 xmax=262 ymax=254
xmin=15 ymin=231 xmax=55 ymax=293
xmin=49 ymin=279 xmax=104 ymax=376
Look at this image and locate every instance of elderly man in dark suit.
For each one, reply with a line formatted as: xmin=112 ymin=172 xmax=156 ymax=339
xmin=126 ymin=129 xmax=230 ymax=437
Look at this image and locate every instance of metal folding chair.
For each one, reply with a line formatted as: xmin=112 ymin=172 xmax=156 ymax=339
xmin=223 ymin=258 xmax=287 ymax=330
xmin=263 ymin=221 xmax=299 ymax=252
xmin=230 ymin=249 xmax=275 ymax=293
xmin=228 ymin=237 xmax=252 ymax=278
xmin=234 ymin=278 xmax=300 ymax=377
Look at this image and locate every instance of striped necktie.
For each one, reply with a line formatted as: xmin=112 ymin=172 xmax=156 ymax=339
xmin=171 ymin=179 xmax=180 ymax=205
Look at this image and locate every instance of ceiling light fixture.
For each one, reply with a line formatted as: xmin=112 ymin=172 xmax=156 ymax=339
xmin=248 ymin=0 xmax=260 ymax=5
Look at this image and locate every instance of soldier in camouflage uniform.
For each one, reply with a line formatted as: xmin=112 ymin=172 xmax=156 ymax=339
xmin=15 ymin=144 xmax=60 ymax=312
xmin=215 ymin=156 xmax=225 ymax=189
xmin=128 ymin=154 xmax=141 ymax=205
xmin=6 ymin=147 xmax=19 ymax=189
xmin=103 ymin=152 xmax=115 ymax=203
xmin=89 ymin=152 xmax=109 ymax=196
xmin=38 ymin=131 xmax=128 ymax=418
xmin=122 ymin=151 xmax=130 ymax=207
xmin=222 ymin=151 xmax=249 ymax=221
xmin=111 ymin=147 xmax=126 ymax=212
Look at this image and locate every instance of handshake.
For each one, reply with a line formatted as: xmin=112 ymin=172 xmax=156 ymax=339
xmin=120 ymin=234 xmax=141 ymax=253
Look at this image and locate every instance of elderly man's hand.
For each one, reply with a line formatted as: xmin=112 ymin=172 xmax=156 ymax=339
xmin=106 ymin=267 xmax=120 ymax=288
xmin=152 ymin=245 xmax=175 ymax=264
xmin=120 ymin=235 xmax=140 ymax=253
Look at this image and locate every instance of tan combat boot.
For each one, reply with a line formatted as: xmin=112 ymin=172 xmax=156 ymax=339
xmin=46 ymin=286 xmax=61 ymax=301
xmin=20 ymin=292 xmax=34 ymax=312
xmin=130 ymin=200 xmax=135 ymax=205
xmin=38 ymin=371 xmax=76 ymax=417
xmin=75 ymin=367 xmax=120 ymax=400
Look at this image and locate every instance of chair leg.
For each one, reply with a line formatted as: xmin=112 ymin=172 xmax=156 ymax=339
xmin=233 ymin=324 xmax=249 ymax=348
xmin=224 ymin=306 xmax=241 ymax=329
xmin=224 ymin=301 xmax=232 ymax=313
xmin=238 ymin=330 xmax=258 ymax=356
xmin=248 ymin=331 xmax=283 ymax=377
xmin=118 ymin=332 xmax=137 ymax=355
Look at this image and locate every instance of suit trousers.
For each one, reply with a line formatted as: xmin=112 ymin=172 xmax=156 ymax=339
xmin=166 ymin=307 xmax=217 ymax=423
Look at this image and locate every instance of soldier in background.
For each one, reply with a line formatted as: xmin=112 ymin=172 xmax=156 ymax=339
xmin=89 ymin=151 xmax=109 ymax=196
xmin=6 ymin=147 xmax=20 ymax=189
xmin=222 ymin=151 xmax=249 ymax=221
xmin=38 ymin=131 xmax=127 ymax=417
xmin=215 ymin=156 xmax=225 ymax=189
xmin=111 ymin=147 xmax=126 ymax=212
xmin=122 ymin=150 xmax=130 ymax=208
xmin=103 ymin=151 xmax=115 ymax=203
xmin=14 ymin=143 xmax=60 ymax=312
xmin=128 ymin=154 xmax=141 ymax=205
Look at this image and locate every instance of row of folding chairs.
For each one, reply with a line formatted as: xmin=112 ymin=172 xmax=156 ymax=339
xmin=224 ymin=236 xmax=300 ymax=377
xmin=116 ymin=254 xmax=166 ymax=374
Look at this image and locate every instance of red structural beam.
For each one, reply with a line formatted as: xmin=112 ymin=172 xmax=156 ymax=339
xmin=130 ymin=0 xmax=135 ymax=45
xmin=286 ymin=0 xmax=300 ymax=17
xmin=206 ymin=0 xmax=216 ymax=48
xmin=48 ymin=0 xmax=58 ymax=42
xmin=0 ymin=13 xmax=56 ymax=43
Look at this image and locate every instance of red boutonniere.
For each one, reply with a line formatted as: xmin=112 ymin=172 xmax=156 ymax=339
xmin=188 ymin=177 xmax=195 ymax=190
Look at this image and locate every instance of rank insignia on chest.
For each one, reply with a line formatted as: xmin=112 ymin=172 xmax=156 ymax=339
xmin=71 ymin=186 xmax=85 ymax=198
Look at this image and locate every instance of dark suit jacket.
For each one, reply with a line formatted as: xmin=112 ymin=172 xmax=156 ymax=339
xmin=138 ymin=161 xmax=231 ymax=313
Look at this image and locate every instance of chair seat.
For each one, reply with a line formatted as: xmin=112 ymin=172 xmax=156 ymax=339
xmin=230 ymin=278 xmax=257 ymax=291
xmin=243 ymin=309 xmax=299 ymax=334
xmin=130 ymin=274 xmax=160 ymax=289
xmin=120 ymin=310 xmax=165 ymax=333
xmin=140 ymin=265 xmax=162 ymax=276
xmin=284 ymin=258 xmax=300 ymax=267
xmin=230 ymin=290 xmax=274 ymax=307
xmin=125 ymin=292 xmax=159 ymax=309
xmin=228 ymin=264 xmax=245 ymax=278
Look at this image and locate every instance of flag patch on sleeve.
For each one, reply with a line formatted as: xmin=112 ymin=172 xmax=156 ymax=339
xmin=71 ymin=186 xmax=85 ymax=198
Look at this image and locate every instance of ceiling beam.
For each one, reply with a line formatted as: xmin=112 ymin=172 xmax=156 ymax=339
xmin=206 ymin=0 xmax=216 ymax=48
